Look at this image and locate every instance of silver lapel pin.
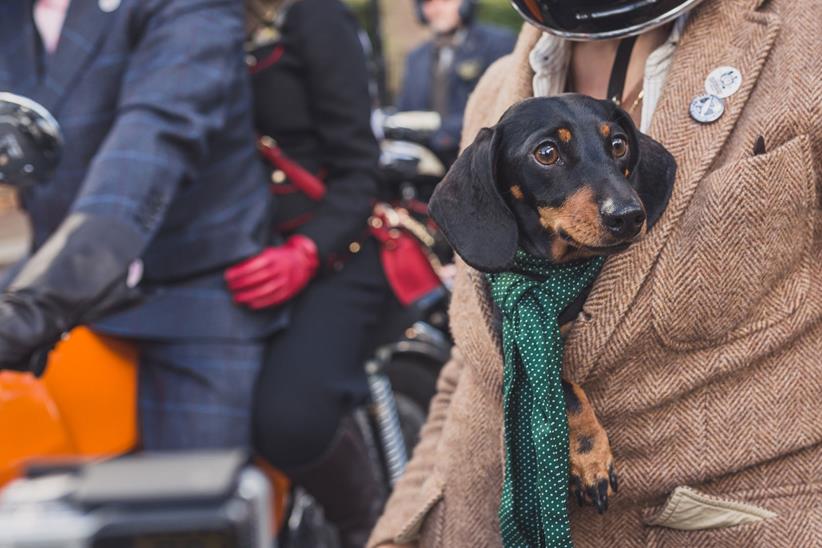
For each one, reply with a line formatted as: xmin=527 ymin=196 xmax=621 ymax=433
xmin=705 ymin=66 xmax=742 ymax=98
xmin=690 ymin=93 xmax=725 ymax=124
xmin=99 ymin=0 xmax=121 ymax=13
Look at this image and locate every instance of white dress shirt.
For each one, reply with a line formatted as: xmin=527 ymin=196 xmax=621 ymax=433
xmin=34 ymin=0 xmax=71 ymax=53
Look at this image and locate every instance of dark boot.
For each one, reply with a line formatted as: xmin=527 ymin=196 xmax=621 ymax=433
xmin=286 ymin=415 xmax=387 ymax=548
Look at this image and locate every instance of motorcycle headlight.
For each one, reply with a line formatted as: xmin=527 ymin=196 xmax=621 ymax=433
xmin=0 ymin=92 xmax=63 ymax=189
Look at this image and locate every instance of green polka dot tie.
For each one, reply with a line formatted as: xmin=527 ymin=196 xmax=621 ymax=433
xmin=487 ymin=250 xmax=604 ymax=547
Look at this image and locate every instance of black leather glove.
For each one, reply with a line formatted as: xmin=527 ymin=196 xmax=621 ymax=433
xmin=0 ymin=213 xmax=145 ymax=374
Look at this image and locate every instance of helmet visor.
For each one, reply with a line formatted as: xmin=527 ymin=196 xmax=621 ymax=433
xmin=511 ymin=0 xmax=703 ymax=40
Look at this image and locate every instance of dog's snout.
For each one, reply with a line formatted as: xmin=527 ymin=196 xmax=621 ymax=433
xmin=601 ymin=205 xmax=645 ymax=239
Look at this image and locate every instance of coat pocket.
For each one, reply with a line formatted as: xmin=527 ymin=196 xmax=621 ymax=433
xmin=642 ymin=483 xmax=822 ymax=547
xmin=652 ymin=134 xmax=816 ymax=350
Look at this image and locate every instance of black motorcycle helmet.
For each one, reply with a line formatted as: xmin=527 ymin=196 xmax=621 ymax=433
xmin=511 ymin=0 xmax=705 ymax=40
xmin=415 ymin=0 xmax=478 ymax=27
xmin=0 ymin=93 xmax=62 ymax=189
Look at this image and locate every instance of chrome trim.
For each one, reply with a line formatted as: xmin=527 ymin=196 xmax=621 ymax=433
xmin=366 ymin=365 xmax=408 ymax=485
xmin=511 ymin=0 xmax=704 ymax=41
xmin=580 ymin=0 xmax=658 ymax=20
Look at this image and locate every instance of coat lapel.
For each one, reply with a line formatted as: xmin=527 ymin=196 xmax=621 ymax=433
xmin=0 ymin=1 xmax=41 ymax=94
xmin=564 ymin=0 xmax=781 ymax=382
xmin=34 ymin=0 xmax=116 ymax=112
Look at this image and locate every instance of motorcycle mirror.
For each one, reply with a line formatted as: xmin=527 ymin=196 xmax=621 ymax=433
xmin=0 ymin=93 xmax=63 ymax=190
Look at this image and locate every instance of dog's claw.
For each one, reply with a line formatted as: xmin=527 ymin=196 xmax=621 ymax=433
xmin=596 ymin=479 xmax=609 ymax=514
xmin=572 ymin=475 xmax=584 ymax=507
xmin=609 ymin=464 xmax=618 ymax=494
xmin=585 ymin=483 xmax=608 ymax=515
xmin=586 ymin=485 xmax=598 ymax=510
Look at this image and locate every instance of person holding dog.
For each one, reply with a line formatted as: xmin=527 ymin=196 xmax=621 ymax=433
xmin=370 ymin=0 xmax=822 ymax=546
xmin=396 ymin=0 xmax=515 ymax=167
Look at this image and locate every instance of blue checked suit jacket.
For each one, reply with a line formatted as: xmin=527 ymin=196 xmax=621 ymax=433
xmin=0 ymin=0 xmax=287 ymax=340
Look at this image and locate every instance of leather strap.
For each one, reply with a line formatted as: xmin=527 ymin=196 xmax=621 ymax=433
xmin=607 ymin=35 xmax=638 ymax=105
xmin=257 ymin=136 xmax=327 ymax=201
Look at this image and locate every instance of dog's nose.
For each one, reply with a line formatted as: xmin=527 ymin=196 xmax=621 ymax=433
xmin=601 ymin=206 xmax=646 ymax=239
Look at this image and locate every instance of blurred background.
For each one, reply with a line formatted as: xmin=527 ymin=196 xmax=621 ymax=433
xmin=0 ymin=0 xmax=522 ymax=275
xmin=345 ymin=0 xmax=520 ymax=97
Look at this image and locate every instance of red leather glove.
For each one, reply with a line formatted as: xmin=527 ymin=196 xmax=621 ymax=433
xmin=225 ymin=235 xmax=319 ymax=310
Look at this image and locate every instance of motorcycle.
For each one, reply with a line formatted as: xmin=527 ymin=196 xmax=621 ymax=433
xmin=0 ymin=94 xmax=454 ymax=547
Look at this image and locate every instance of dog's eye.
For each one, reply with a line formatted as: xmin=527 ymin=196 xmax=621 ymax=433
xmin=611 ymin=136 xmax=629 ymax=158
xmin=534 ymin=143 xmax=559 ymax=165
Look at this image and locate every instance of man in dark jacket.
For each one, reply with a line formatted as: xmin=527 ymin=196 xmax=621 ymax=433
xmin=0 ymin=0 xmax=285 ymax=450
xmin=396 ymin=0 xmax=515 ymax=166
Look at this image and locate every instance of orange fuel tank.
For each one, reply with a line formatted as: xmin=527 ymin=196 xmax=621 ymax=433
xmin=0 ymin=328 xmax=137 ymax=486
xmin=0 ymin=328 xmax=290 ymax=532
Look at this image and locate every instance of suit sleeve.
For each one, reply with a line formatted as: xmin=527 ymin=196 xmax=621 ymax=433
xmin=70 ymin=0 xmax=247 ymax=251
xmin=290 ymin=0 xmax=380 ymax=260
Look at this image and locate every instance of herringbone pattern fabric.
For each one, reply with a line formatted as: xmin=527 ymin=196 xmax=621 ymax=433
xmin=369 ymin=0 xmax=822 ymax=546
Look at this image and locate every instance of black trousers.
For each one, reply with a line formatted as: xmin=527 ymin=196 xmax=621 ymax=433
xmin=253 ymin=238 xmax=394 ymax=469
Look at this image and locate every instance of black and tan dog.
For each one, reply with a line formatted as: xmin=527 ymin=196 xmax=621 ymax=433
xmin=429 ymin=94 xmax=676 ymax=514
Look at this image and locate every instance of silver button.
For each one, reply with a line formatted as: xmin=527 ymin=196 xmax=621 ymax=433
xmin=98 ymin=0 xmax=120 ymax=13
xmin=690 ymin=93 xmax=725 ymax=124
xmin=271 ymin=170 xmax=286 ymax=184
xmin=705 ymin=66 xmax=742 ymax=99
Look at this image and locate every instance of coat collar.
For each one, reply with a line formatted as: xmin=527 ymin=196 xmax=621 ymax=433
xmin=35 ymin=0 xmax=117 ymax=112
xmin=460 ymin=0 xmax=781 ymax=385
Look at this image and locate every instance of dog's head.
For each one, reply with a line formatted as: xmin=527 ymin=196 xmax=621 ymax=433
xmin=429 ymin=95 xmax=676 ymax=272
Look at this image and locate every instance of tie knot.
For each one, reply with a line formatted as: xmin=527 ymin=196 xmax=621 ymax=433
xmin=486 ymin=252 xmax=606 ymax=319
xmin=488 ymin=273 xmax=562 ymax=318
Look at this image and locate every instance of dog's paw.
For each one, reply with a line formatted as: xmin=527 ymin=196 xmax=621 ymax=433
xmin=568 ymin=415 xmax=618 ymax=514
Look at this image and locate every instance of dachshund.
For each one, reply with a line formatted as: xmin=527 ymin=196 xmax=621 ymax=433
xmin=429 ymin=94 xmax=676 ymax=514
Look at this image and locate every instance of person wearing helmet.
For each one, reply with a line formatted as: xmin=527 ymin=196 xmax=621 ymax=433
xmin=370 ymin=0 xmax=822 ymax=546
xmin=396 ymin=0 xmax=515 ymax=167
xmin=0 ymin=1 xmax=285 ymax=450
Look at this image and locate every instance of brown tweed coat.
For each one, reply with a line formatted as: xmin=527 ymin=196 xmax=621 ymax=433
xmin=370 ymin=0 xmax=822 ymax=546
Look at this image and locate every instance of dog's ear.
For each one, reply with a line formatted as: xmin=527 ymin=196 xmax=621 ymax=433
xmin=429 ymin=126 xmax=518 ymax=272
xmin=612 ymin=107 xmax=677 ymax=230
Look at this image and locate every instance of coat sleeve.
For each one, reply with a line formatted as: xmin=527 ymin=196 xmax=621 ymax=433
xmin=289 ymin=0 xmax=380 ymax=260
xmin=368 ymin=348 xmax=465 ymax=547
xmin=70 ymin=0 xmax=248 ymax=251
